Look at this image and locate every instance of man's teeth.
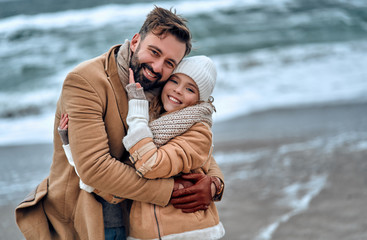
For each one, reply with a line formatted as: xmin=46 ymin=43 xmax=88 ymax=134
xmin=146 ymin=69 xmax=155 ymax=78
xmin=169 ymin=96 xmax=180 ymax=103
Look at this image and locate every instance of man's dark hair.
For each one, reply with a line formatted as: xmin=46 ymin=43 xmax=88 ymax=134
xmin=139 ymin=6 xmax=192 ymax=56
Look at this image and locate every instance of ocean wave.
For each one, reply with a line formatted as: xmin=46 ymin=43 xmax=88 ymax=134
xmin=2 ymin=0 xmax=365 ymax=36
xmin=2 ymin=40 xmax=366 ymax=121
xmin=0 ymin=0 xmax=367 ymax=145
xmin=0 ymin=87 xmax=60 ymax=118
xmin=0 ymin=4 xmax=145 ymax=33
xmin=0 ymin=40 xmax=366 ymax=146
xmin=212 ymin=40 xmax=367 ymax=121
xmin=0 ymin=0 xmax=250 ymax=35
xmin=0 ymin=113 xmax=54 ymax=146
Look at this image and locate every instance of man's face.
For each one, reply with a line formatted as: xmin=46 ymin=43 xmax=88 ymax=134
xmin=130 ymin=32 xmax=186 ymax=90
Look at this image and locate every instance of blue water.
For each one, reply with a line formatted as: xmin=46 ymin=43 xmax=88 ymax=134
xmin=1 ymin=0 xmax=367 ymax=145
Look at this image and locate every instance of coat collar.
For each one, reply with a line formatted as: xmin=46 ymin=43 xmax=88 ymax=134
xmin=104 ymin=44 xmax=128 ymax=132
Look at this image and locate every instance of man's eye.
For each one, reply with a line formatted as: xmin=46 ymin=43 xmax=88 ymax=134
xmin=166 ymin=61 xmax=175 ymax=68
xmin=151 ymin=50 xmax=158 ymax=56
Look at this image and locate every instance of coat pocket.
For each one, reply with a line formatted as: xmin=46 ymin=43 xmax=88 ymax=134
xmin=15 ymin=177 xmax=52 ymax=240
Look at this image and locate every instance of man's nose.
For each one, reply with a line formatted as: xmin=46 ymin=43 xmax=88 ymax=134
xmin=151 ymin=59 xmax=164 ymax=74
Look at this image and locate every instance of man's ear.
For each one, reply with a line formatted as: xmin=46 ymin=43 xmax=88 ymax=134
xmin=130 ymin=33 xmax=140 ymax=52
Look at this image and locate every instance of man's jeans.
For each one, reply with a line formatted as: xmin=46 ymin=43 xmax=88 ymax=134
xmin=105 ymin=227 xmax=126 ymax=240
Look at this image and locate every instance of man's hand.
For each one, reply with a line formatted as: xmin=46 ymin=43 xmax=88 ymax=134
xmin=170 ymin=173 xmax=212 ymax=213
xmin=173 ymin=175 xmax=194 ymax=191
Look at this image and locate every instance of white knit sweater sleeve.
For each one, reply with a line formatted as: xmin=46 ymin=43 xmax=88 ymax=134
xmin=122 ymin=98 xmax=153 ymax=151
xmin=62 ymin=144 xmax=95 ymax=193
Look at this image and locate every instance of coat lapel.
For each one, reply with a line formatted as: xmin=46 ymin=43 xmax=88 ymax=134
xmin=104 ymin=45 xmax=128 ymax=132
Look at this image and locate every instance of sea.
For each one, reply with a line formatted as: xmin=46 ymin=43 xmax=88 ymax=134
xmin=1 ymin=0 xmax=367 ymax=239
xmin=1 ymin=0 xmax=367 ymax=146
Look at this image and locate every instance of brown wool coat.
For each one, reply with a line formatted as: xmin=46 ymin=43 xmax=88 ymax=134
xmin=15 ymin=45 xmax=224 ymax=240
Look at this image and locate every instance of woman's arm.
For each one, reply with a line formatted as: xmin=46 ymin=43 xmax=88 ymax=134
xmin=128 ymin=122 xmax=213 ymax=179
xmin=58 ymin=114 xmax=126 ymax=204
xmin=57 ymin=114 xmax=95 ymax=193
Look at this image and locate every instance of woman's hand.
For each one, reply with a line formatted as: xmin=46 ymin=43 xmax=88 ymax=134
xmin=59 ymin=113 xmax=69 ymax=130
xmin=58 ymin=113 xmax=69 ymax=145
xmin=127 ymin=68 xmax=146 ymax=100
xmin=129 ymin=68 xmax=142 ymax=89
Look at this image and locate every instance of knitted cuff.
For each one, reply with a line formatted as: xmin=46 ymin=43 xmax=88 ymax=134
xmin=126 ymin=83 xmax=146 ymax=100
xmin=127 ymin=99 xmax=150 ymax=122
xmin=123 ymin=127 xmax=153 ymax=151
xmin=58 ymin=127 xmax=69 ymax=145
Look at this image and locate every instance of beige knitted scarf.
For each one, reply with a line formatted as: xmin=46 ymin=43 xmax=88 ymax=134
xmin=116 ymin=39 xmax=160 ymax=101
xmin=116 ymin=41 xmax=214 ymax=147
xmin=149 ymin=102 xmax=214 ymax=148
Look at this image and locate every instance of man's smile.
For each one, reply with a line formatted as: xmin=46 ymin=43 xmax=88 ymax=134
xmin=143 ymin=64 xmax=160 ymax=81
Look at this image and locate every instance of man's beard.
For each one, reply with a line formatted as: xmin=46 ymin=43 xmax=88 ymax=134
xmin=130 ymin=49 xmax=164 ymax=91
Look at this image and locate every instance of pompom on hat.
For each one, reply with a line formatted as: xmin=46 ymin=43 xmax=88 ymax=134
xmin=172 ymin=55 xmax=217 ymax=102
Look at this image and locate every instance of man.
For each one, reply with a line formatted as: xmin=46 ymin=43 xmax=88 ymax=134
xmin=16 ymin=6 xmax=224 ymax=240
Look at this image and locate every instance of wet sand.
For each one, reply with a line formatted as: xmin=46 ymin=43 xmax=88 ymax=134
xmin=213 ymin=101 xmax=367 ymax=239
xmin=2 ymin=101 xmax=367 ymax=240
xmin=0 ymin=143 xmax=53 ymax=240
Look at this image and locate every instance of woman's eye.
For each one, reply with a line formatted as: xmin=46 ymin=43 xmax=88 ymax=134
xmin=187 ymin=88 xmax=195 ymax=93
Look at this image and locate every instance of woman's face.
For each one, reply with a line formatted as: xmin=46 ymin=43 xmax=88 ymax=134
xmin=161 ymin=73 xmax=199 ymax=113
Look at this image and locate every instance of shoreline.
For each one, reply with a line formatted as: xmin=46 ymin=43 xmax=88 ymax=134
xmin=213 ymin=100 xmax=367 ymax=151
xmin=212 ymin=101 xmax=367 ymax=239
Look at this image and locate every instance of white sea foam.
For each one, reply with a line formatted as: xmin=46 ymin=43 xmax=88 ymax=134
xmin=0 ymin=0 xmax=284 ymax=34
xmin=256 ymin=174 xmax=328 ymax=240
xmin=350 ymin=140 xmax=367 ymax=151
xmin=252 ymin=131 xmax=367 ymax=239
xmin=8 ymin=0 xmax=356 ymax=37
xmin=0 ymin=113 xmax=54 ymax=146
xmin=213 ymin=150 xmax=265 ymax=181
xmin=212 ymin=40 xmax=367 ymax=122
xmin=214 ymin=150 xmax=269 ymax=165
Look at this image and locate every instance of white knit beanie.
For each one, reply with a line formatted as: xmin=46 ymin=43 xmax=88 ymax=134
xmin=172 ymin=55 xmax=217 ymax=101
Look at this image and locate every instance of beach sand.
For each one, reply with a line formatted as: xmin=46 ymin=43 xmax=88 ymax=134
xmin=2 ymin=102 xmax=367 ymax=240
xmin=212 ymin=102 xmax=367 ymax=240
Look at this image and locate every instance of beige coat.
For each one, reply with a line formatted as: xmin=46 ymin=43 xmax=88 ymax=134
xmin=128 ymin=122 xmax=225 ymax=239
xmin=15 ymin=44 xmax=224 ymax=240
